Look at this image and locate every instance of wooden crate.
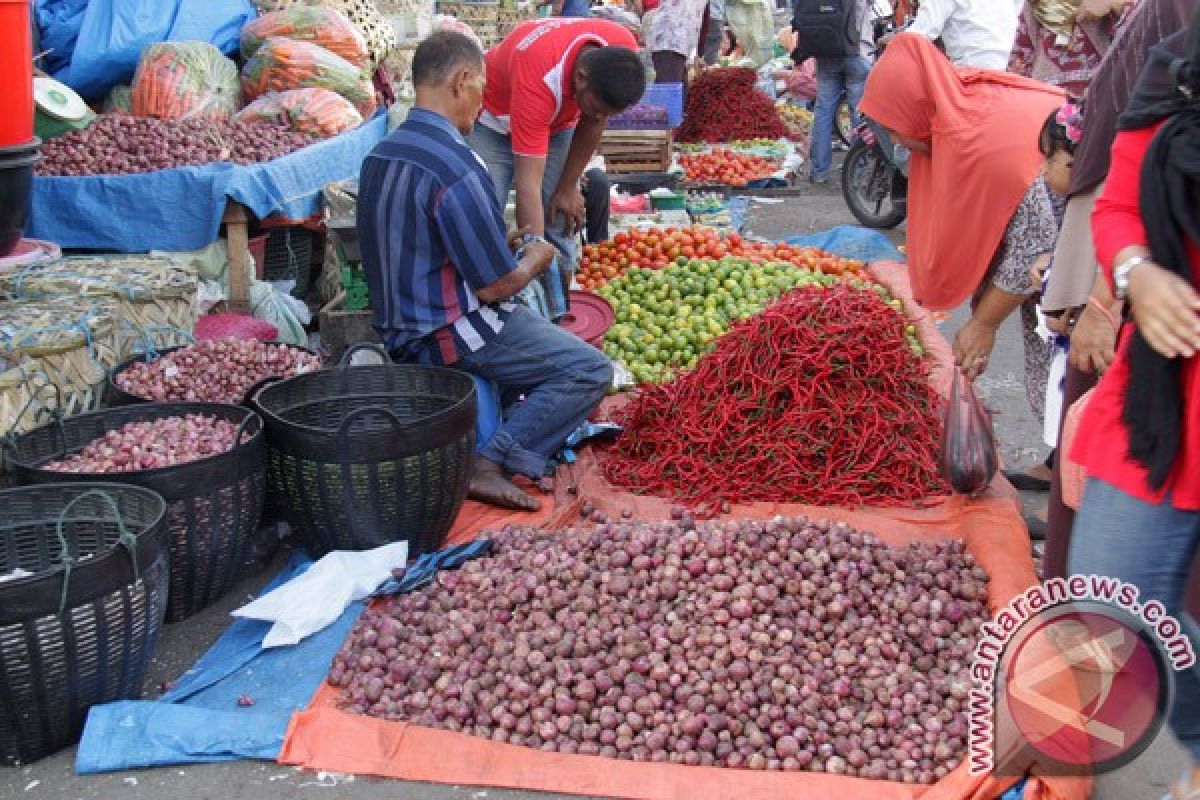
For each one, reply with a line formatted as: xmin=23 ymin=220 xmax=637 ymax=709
xmin=600 ymin=130 xmax=673 ymax=175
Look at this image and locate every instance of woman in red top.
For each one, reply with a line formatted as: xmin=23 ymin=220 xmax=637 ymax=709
xmin=1068 ymin=14 xmax=1200 ymax=795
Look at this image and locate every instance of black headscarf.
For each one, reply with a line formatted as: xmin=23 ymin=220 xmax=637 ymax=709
xmin=1119 ymin=8 xmax=1200 ymax=488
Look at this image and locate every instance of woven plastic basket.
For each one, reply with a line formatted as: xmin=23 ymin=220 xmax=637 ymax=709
xmin=9 ymin=403 xmax=267 ymax=622
xmin=0 ymin=483 xmax=168 ymax=765
xmin=251 ymin=344 xmax=476 ymax=559
xmin=105 ymin=342 xmax=321 ymax=408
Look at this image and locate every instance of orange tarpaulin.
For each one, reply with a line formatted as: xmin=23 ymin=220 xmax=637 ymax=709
xmin=278 ymin=262 xmax=1092 ymax=800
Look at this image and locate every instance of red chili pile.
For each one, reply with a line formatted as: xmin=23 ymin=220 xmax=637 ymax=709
xmin=677 ymin=68 xmax=786 ymax=144
xmin=604 ymin=285 xmax=947 ymax=508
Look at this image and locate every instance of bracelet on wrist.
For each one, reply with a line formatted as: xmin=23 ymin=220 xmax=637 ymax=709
xmin=1087 ymin=294 xmax=1119 ymax=331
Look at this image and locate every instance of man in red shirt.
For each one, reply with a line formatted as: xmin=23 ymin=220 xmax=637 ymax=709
xmin=470 ymin=18 xmax=645 ymax=267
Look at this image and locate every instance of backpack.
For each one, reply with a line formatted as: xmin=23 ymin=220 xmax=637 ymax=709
xmin=791 ymin=0 xmax=859 ymax=62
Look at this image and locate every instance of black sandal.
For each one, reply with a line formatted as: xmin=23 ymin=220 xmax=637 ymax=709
xmin=1004 ymin=470 xmax=1052 ymax=492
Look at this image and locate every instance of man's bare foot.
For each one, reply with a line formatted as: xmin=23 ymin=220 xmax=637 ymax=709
xmin=469 ymin=458 xmax=540 ymax=511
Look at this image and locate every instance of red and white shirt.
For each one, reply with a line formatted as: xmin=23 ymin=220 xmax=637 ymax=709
xmin=481 ymin=18 xmax=638 ymax=158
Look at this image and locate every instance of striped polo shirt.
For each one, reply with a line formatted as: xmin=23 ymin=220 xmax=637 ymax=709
xmin=358 ymin=108 xmax=518 ymax=364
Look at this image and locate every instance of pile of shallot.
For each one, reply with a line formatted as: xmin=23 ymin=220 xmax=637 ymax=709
xmin=44 ymin=414 xmax=238 ymax=472
xmin=36 ymin=115 xmax=316 ymax=176
xmin=331 ymin=516 xmax=988 ymax=783
xmin=115 ymin=338 xmax=321 ymax=404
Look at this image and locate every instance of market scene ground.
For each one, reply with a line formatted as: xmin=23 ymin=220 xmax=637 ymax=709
xmin=5 ymin=1 xmax=1200 ymax=799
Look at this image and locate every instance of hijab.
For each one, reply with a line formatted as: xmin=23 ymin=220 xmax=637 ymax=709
xmin=1069 ymin=0 xmax=1193 ymax=196
xmin=1119 ymin=9 xmax=1200 ymax=487
xmin=858 ymin=34 xmax=1065 ymax=310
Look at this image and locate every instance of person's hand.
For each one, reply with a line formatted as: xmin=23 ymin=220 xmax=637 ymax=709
xmin=547 ymin=186 xmax=586 ymax=236
xmin=1029 ymin=253 xmax=1051 ymax=289
xmin=1068 ymin=302 xmax=1118 ymax=373
xmin=507 ymin=225 xmax=532 ymax=253
xmin=1044 ymin=310 xmax=1073 ymax=335
xmin=1127 ymin=260 xmax=1200 ymax=358
xmin=953 ymin=316 xmax=998 ymax=380
xmin=522 ymin=240 xmax=557 ymax=277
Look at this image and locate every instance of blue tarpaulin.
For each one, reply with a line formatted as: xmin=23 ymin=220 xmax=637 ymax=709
xmin=40 ymin=0 xmax=256 ymax=100
xmin=75 ymin=551 xmax=363 ymax=773
xmin=784 ymin=224 xmax=905 ymax=264
xmin=30 ymin=114 xmax=389 ymax=253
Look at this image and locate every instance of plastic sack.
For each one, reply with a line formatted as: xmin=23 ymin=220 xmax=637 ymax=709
xmin=241 ymin=6 xmax=369 ymax=67
xmin=938 ymin=370 xmax=999 ymax=495
xmin=1060 ymin=388 xmax=1096 ymax=510
xmin=194 ymin=313 xmax=279 ymax=342
xmin=232 ymin=541 xmax=409 ymax=648
xmin=253 ymin=0 xmax=397 ymax=68
xmin=101 ymin=85 xmax=133 ymax=114
xmin=55 ymin=0 xmax=256 ymax=101
xmin=35 ymin=0 xmax=89 ymax=76
xmin=234 ymin=88 xmax=364 ymax=138
xmin=242 ymin=38 xmax=377 ymax=119
xmin=132 ymin=42 xmax=241 ymax=121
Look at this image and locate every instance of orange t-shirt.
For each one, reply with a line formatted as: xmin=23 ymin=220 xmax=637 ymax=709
xmin=481 ymin=18 xmax=637 ymax=157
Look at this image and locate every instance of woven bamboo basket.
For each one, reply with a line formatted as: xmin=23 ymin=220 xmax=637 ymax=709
xmin=0 ymin=298 xmax=121 ymax=430
xmin=0 ymin=257 xmax=198 ymax=360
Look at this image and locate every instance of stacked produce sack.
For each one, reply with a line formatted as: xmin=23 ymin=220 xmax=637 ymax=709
xmin=253 ymin=0 xmax=398 ymax=68
xmin=240 ymin=7 xmax=378 ymax=124
xmin=131 ymin=42 xmax=241 ymax=122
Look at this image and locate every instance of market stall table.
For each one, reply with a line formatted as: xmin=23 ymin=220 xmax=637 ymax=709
xmin=27 ymin=114 xmax=389 ymax=309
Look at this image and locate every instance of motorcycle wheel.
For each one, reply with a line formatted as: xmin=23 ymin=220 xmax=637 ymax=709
xmin=841 ymin=139 xmax=907 ymax=229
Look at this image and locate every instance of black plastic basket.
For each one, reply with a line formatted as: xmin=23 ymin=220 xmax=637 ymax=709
xmin=251 ymin=344 xmax=476 ymax=559
xmin=8 ymin=403 xmax=267 ymax=623
xmin=263 ymin=226 xmax=314 ymax=297
xmin=106 ymin=342 xmax=321 ymax=408
xmin=0 ymin=483 xmax=169 ymax=765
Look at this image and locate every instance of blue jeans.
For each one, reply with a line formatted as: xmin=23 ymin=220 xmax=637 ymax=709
xmin=809 ymin=55 xmax=870 ymax=180
xmin=456 ymin=306 xmax=612 ymax=479
xmin=1069 ymin=478 xmax=1200 ymax=760
xmin=468 ymin=123 xmax=577 ymax=266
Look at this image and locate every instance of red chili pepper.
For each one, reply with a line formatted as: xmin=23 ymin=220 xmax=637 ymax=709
xmin=602 ymin=285 xmax=948 ymax=508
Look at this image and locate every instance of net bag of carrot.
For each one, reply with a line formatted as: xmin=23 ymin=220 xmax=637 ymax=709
xmin=241 ymin=38 xmax=378 ymax=120
xmin=241 ymin=6 xmax=370 ymax=68
xmin=234 ymin=88 xmax=364 ymax=139
xmin=131 ymin=42 xmax=241 ymax=123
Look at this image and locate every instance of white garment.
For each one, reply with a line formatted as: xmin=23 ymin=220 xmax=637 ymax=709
xmin=907 ymin=0 xmax=1022 ymax=70
xmin=861 ymin=0 xmax=893 ymax=59
xmin=646 ymin=0 xmax=710 ymax=56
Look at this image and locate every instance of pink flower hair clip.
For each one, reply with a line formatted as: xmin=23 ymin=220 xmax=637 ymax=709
xmin=1056 ymin=102 xmax=1084 ymax=145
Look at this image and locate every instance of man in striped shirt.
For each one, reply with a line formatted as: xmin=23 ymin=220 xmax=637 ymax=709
xmin=358 ymin=31 xmax=613 ymax=511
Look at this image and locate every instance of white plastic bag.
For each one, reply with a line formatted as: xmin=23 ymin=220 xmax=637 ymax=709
xmin=232 ymin=541 xmax=409 ymax=648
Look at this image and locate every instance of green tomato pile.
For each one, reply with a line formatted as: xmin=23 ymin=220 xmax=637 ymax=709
xmin=598 ymin=258 xmax=923 ymax=385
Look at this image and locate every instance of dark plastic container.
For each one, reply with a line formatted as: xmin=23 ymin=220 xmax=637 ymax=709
xmin=0 ymin=139 xmax=40 ymax=258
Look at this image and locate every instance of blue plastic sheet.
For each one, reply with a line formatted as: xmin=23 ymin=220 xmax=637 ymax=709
xmin=33 ymin=0 xmax=89 ymax=76
xmin=30 ymin=114 xmax=389 ymax=253
xmin=75 ymin=551 xmax=363 ymax=773
xmin=783 ymin=224 xmax=904 ymax=264
xmin=52 ymin=0 xmax=257 ymax=100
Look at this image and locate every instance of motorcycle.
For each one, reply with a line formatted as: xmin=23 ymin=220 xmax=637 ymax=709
xmin=841 ymin=118 xmax=908 ymax=229
xmin=839 ymin=10 xmax=913 ymax=229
